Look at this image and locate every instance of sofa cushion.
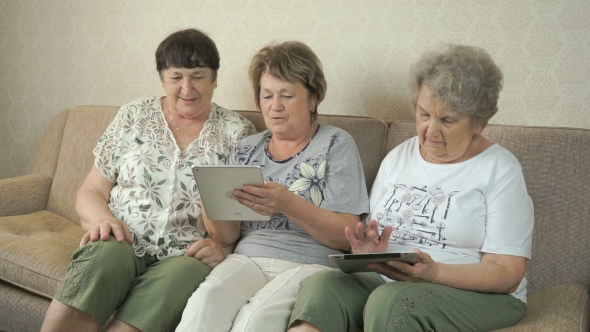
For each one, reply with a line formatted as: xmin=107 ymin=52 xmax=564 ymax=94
xmin=494 ymin=284 xmax=589 ymax=331
xmin=0 ymin=211 xmax=84 ymax=299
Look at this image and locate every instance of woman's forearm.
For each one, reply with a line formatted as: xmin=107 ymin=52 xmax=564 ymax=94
xmin=432 ymin=255 xmax=526 ymax=294
xmin=75 ymin=187 xmax=117 ymax=231
xmin=283 ymin=195 xmax=359 ymax=251
xmin=75 ymin=166 xmax=118 ymax=230
xmin=201 ymin=206 xmax=241 ymax=246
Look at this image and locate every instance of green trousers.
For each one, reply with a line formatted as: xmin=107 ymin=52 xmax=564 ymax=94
xmin=54 ymin=236 xmax=210 ymax=332
xmin=289 ymin=269 xmax=526 ymax=332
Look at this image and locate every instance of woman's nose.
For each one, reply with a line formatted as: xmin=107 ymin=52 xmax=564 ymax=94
xmin=426 ymin=120 xmax=442 ymax=136
xmin=181 ymin=78 xmax=192 ymax=93
xmin=270 ymin=96 xmax=283 ymax=111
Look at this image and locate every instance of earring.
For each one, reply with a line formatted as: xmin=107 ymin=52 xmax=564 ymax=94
xmin=214 ymin=85 xmax=218 ymax=89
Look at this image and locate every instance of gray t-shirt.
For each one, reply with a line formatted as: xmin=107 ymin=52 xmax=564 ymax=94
xmin=230 ymin=124 xmax=370 ymax=267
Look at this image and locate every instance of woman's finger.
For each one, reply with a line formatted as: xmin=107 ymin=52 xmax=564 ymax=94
xmin=89 ymin=226 xmax=100 ymax=242
xmin=99 ymin=224 xmax=112 ymax=241
xmin=345 ymin=226 xmax=361 ymax=250
xmin=110 ymin=222 xmax=125 ymax=242
xmin=79 ymin=232 xmax=90 ymax=247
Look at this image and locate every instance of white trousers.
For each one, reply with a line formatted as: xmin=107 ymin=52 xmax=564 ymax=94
xmin=176 ymin=254 xmax=330 ymax=332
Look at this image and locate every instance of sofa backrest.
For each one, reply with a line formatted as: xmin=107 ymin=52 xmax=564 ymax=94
xmin=386 ymin=121 xmax=590 ymax=295
xmin=37 ymin=106 xmax=388 ymax=224
xmin=237 ymin=111 xmax=389 ymax=193
xmin=44 ymin=106 xmax=120 ymax=224
xmin=36 ymin=106 xmax=590 ymax=296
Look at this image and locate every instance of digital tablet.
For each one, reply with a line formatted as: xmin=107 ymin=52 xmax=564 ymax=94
xmin=191 ymin=165 xmax=270 ymax=221
xmin=329 ymin=252 xmax=417 ymax=273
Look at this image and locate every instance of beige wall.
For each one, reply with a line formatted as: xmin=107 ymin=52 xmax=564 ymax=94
xmin=1 ymin=0 xmax=589 ymax=178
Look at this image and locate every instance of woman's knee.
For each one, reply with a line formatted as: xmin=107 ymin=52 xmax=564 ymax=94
xmin=365 ymin=283 xmax=435 ymax=330
xmin=299 ymin=269 xmax=349 ymax=295
xmin=142 ymin=256 xmax=210 ymax=291
xmin=156 ymin=256 xmax=211 ymax=288
xmin=68 ymin=236 xmax=136 ymax=280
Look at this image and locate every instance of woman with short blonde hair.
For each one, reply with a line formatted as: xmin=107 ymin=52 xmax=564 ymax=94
xmin=178 ymin=41 xmax=369 ymax=332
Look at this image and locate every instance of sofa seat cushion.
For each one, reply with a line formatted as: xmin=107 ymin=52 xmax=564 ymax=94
xmin=0 ymin=211 xmax=84 ymax=299
xmin=495 ymin=284 xmax=589 ymax=331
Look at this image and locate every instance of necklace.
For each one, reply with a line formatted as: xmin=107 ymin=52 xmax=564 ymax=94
xmin=271 ymin=123 xmax=316 ymax=161
xmin=166 ymin=106 xmax=180 ymax=131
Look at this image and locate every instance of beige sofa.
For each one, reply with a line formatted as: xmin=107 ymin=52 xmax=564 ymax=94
xmin=1 ymin=105 xmax=589 ymax=332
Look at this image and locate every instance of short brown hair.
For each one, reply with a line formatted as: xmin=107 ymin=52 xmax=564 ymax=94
xmin=249 ymin=41 xmax=327 ymax=121
xmin=155 ymin=29 xmax=220 ymax=80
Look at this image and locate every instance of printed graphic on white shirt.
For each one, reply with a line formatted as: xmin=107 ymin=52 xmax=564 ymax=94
xmin=374 ymin=184 xmax=463 ymax=250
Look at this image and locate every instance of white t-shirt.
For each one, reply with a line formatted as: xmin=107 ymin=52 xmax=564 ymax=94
xmin=369 ymin=136 xmax=534 ymax=303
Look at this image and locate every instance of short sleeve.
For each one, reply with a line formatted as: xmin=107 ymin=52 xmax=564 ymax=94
xmin=92 ymin=104 xmax=135 ymax=182
xmin=481 ymin=163 xmax=534 ymax=259
xmin=320 ymin=134 xmax=370 ymax=216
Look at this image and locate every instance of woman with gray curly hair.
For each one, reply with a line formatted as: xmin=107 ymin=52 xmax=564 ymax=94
xmin=288 ymin=45 xmax=534 ymax=331
xmin=177 ymin=41 xmax=369 ymax=332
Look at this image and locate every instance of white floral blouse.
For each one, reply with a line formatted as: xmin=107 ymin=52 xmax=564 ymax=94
xmin=93 ymin=97 xmax=257 ymax=259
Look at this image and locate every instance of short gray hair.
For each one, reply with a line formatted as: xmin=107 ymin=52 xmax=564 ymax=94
xmin=409 ymin=44 xmax=503 ymax=127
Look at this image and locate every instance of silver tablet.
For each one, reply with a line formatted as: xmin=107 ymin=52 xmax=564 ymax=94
xmin=191 ymin=165 xmax=270 ymax=221
xmin=329 ymin=252 xmax=417 ymax=273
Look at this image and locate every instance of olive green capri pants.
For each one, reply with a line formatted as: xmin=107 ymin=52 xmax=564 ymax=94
xmin=289 ymin=269 xmax=526 ymax=332
xmin=54 ymin=236 xmax=211 ymax=332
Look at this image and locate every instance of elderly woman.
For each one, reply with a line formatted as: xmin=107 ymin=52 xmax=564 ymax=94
xmin=288 ymin=45 xmax=535 ymax=332
xmin=177 ymin=41 xmax=370 ymax=332
xmin=40 ymin=29 xmax=256 ymax=332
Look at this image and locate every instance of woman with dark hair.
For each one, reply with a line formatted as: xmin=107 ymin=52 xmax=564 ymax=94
xmin=177 ymin=41 xmax=370 ymax=332
xmin=40 ymin=28 xmax=256 ymax=332
xmin=288 ymin=45 xmax=534 ymax=332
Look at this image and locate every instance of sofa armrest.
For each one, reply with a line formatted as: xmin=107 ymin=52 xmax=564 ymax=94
xmin=494 ymin=284 xmax=589 ymax=331
xmin=0 ymin=173 xmax=52 ymax=217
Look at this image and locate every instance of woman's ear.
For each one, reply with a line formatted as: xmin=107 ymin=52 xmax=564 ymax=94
xmin=309 ymin=94 xmax=318 ymax=113
xmin=473 ymin=119 xmax=485 ymax=134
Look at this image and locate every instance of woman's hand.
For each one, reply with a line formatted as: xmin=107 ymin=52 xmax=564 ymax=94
xmin=345 ymin=220 xmax=392 ymax=254
xmin=234 ymin=181 xmax=290 ymax=216
xmin=367 ymin=248 xmax=439 ymax=283
xmin=185 ymin=238 xmax=225 ymax=269
xmin=77 ymin=165 xmax=133 ymax=247
xmin=236 ymin=181 xmax=362 ymax=251
xmin=79 ymin=217 xmax=133 ymax=246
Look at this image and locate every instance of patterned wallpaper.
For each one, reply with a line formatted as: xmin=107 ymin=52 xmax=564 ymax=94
xmin=0 ymin=0 xmax=589 ymax=178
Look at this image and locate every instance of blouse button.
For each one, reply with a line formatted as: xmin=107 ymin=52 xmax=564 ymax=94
xmin=165 ymin=208 xmax=171 ymax=213
xmin=169 ymin=185 xmax=174 ymax=190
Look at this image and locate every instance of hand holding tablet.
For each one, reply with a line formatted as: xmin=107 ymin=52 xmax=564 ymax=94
xmin=330 ymin=252 xmax=417 ymax=273
xmin=191 ymin=165 xmax=270 ymax=221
